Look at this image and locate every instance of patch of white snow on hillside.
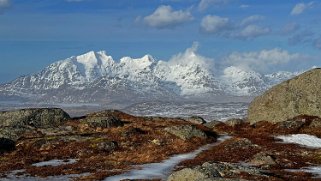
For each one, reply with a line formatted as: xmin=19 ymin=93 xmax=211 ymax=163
xmin=276 ymin=134 xmax=321 ymax=148
xmin=287 ymin=166 xmax=321 ymax=178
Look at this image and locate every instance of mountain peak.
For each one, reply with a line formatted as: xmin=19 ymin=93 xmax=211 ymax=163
xmin=141 ymin=54 xmax=155 ymax=63
xmin=76 ymin=51 xmax=99 ymax=67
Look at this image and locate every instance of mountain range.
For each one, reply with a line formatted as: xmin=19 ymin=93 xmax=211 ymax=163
xmin=0 ymin=50 xmax=300 ymax=106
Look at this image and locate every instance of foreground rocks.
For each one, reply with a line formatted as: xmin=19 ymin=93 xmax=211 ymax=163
xmin=248 ymin=68 xmax=321 ymax=124
xmin=2 ymin=107 xmax=321 ymax=180
xmin=0 ymin=108 xmax=70 ymax=128
xmin=0 ymin=108 xmax=213 ymax=181
xmin=168 ymin=162 xmax=261 ymax=181
xmin=165 ymin=125 xmax=207 ymax=140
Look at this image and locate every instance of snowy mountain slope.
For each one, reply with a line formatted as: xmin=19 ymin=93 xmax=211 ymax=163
xmin=0 ymin=50 xmax=299 ymax=104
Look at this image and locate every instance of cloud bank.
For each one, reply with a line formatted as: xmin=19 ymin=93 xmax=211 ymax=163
xmin=223 ymin=48 xmax=304 ymax=73
xmin=200 ymin=15 xmax=270 ymax=40
xmin=144 ymin=5 xmax=193 ymax=29
xmin=291 ymin=2 xmax=314 ymax=15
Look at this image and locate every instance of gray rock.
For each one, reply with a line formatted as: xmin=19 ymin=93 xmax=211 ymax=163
xmin=225 ymin=118 xmax=244 ymax=127
xmin=165 ymin=125 xmax=207 ymax=140
xmin=225 ymin=138 xmax=260 ymax=149
xmin=168 ymin=162 xmax=260 ymax=181
xmin=0 ymin=108 xmax=70 ymax=128
xmin=0 ymin=126 xmax=27 ymax=141
xmin=167 ymin=168 xmax=209 ymax=181
xmin=185 ymin=116 xmax=206 ymax=125
xmin=96 ymin=141 xmax=118 ymax=152
xmin=248 ymin=68 xmax=321 ymax=124
xmin=204 ymin=120 xmax=223 ymax=129
xmin=83 ymin=115 xmax=124 ymax=128
xmin=276 ymin=119 xmax=305 ymax=130
xmin=249 ymin=152 xmax=277 ymax=167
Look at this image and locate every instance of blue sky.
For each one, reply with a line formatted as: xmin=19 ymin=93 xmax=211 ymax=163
xmin=0 ymin=0 xmax=320 ymax=83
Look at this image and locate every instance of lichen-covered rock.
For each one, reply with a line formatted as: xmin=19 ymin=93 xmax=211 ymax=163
xmin=0 ymin=108 xmax=70 ymax=128
xmin=167 ymin=168 xmax=212 ymax=181
xmin=249 ymin=152 xmax=277 ymax=167
xmin=225 ymin=138 xmax=260 ymax=149
xmin=82 ymin=116 xmax=124 ymax=128
xmin=276 ymin=119 xmax=305 ymax=130
xmin=225 ymin=118 xmax=244 ymax=127
xmin=248 ymin=68 xmax=321 ymax=124
xmin=164 ymin=125 xmax=207 ymax=140
xmin=0 ymin=127 xmax=28 ymax=141
xmin=204 ymin=120 xmax=223 ymax=129
xmin=167 ymin=162 xmax=260 ymax=181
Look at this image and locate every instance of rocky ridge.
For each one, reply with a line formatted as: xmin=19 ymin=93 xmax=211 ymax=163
xmin=0 ymin=50 xmax=299 ymax=104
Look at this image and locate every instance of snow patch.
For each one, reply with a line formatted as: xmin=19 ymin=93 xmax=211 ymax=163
xmin=105 ymin=136 xmax=231 ymax=181
xmin=287 ymin=166 xmax=321 ymax=178
xmin=32 ymin=159 xmax=78 ymax=167
xmin=276 ymin=134 xmax=321 ymax=148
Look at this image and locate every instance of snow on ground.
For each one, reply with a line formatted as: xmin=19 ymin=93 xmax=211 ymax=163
xmin=105 ymin=136 xmax=231 ymax=181
xmin=287 ymin=166 xmax=321 ymax=178
xmin=276 ymin=134 xmax=321 ymax=148
xmin=31 ymin=159 xmax=78 ymax=167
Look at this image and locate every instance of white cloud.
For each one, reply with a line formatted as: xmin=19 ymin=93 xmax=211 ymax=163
xmin=240 ymin=15 xmax=264 ymax=26
xmin=168 ymin=42 xmax=213 ymax=68
xmin=0 ymin=0 xmax=10 ymax=13
xmin=200 ymin=15 xmax=270 ymax=40
xmin=143 ymin=5 xmax=193 ymax=29
xmin=198 ymin=0 xmax=230 ymax=11
xmin=291 ymin=2 xmax=314 ymax=15
xmin=235 ymin=25 xmax=270 ymax=40
xmin=200 ymin=15 xmax=231 ymax=34
xmin=224 ymin=49 xmax=303 ymax=73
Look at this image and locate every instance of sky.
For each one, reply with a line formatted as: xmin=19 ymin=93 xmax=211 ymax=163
xmin=0 ymin=0 xmax=320 ymax=83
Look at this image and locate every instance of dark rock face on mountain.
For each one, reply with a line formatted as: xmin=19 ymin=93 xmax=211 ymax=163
xmin=0 ymin=108 xmax=70 ymax=128
xmin=248 ymin=68 xmax=321 ymax=124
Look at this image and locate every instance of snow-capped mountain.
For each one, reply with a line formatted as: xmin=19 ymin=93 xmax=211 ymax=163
xmin=0 ymin=50 xmax=299 ymax=105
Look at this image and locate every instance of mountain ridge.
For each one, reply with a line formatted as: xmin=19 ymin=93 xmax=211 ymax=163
xmin=0 ymin=50 xmax=300 ymax=105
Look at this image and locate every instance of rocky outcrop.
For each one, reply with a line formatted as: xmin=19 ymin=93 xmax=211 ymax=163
xmin=249 ymin=152 xmax=277 ymax=168
xmin=167 ymin=162 xmax=262 ymax=181
xmin=248 ymin=68 xmax=321 ymax=124
xmin=165 ymin=125 xmax=207 ymax=140
xmin=0 ymin=108 xmax=70 ymax=128
xmin=82 ymin=116 xmax=124 ymax=128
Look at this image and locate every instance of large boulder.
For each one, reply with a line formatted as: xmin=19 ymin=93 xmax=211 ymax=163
xmin=0 ymin=108 xmax=70 ymax=128
xmin=248 ymin=69 xmax=321 ymax=124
